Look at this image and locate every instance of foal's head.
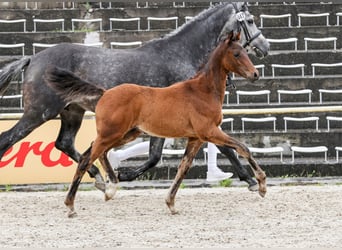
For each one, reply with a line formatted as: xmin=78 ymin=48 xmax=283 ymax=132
xmin=218 ymin=31 xmax=259 ymax=82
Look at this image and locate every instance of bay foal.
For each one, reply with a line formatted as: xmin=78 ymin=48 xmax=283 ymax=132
xmin=45 ymin=32 xmax=266 ymax=217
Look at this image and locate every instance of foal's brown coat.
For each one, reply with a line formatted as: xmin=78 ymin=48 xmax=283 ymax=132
xmin=46 ymin=32 xmax=266 ymax=217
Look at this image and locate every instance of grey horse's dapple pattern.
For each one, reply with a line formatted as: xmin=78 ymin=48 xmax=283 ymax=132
xmin=0 ymin=2 xmax=269 ymax=190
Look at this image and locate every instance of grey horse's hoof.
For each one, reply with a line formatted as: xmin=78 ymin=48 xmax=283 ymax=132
xmin=248 ymin=183 xmax=259 ymax=192
xmin=94 ymin=181 xmax=106 ymax=193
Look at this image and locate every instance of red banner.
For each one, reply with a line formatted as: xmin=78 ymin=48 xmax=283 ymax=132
xmin=0 ymin=118 xmax=101 ymax=184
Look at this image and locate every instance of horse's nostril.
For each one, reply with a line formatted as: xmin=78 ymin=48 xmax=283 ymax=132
xmin=254 ymin=72 xmax=259 ymax=79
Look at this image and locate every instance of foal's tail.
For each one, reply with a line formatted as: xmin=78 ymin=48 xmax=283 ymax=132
xmin=0 ymin=56 xmax=31 ymax=95
xmin=44 ymin=66 xmax=105 ymax=111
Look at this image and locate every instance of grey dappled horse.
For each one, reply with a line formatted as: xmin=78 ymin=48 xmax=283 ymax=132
xmin=0 ymin=2 xmax=269 ymax=191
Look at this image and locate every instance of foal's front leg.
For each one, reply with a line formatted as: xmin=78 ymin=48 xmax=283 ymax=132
xmin=165 ymin=138 xmax=203 ymax=214
xmin=207 ymin=128 xmax=267 ymax=197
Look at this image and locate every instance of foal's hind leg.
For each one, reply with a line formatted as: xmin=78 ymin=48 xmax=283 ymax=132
xmin=65 ymin=145 xmax=93 ymax=218
xmin=98 ymin=152 xmax=119 ymax=201
xmin=165 ymin=138 xmax=203 ymax=214
xmin=207 ymin=128 xmax=266 ymax=197
xmin=97 ymin=128 xmax=143 ymax=201
xmin=66 ymin=128 xmax=143 ymax=217
xmin=65 ymin=136 xmax=120 ymax=217
xmin=57 ymin=106 xmax=105 ymax=192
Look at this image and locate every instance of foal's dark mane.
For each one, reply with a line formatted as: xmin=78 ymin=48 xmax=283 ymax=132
xmin=190 ymin=48 xmax=218 ymax=79
xmin=203 ymin=34 xmax=240 ymax=74
xmin=191 ymin=33 xmax=237 ymax=80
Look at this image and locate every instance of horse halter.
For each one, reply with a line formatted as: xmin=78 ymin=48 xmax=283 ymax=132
xmin=225 ymin=3 xmax=261 ymax=89
xmin=232 ymin=3 xmax=261 ymax=48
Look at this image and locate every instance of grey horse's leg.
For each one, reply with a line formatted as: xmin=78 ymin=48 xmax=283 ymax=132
xmin=0 ymin=113 xmax=50 ymax=159
xmin=216 ymin=145 xmax=258 ymax=191
xmin=56 ymin=105 xmax=105 ymax=191
xmin=117 ymin=137 xmax=165 ymax=181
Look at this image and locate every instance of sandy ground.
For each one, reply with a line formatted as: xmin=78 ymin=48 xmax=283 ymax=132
xmin=0 ymin=185 xmax=341 ymax=248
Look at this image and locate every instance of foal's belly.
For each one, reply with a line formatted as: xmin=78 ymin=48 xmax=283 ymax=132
xmin=137 ymin=118 xmax=196 ymax=138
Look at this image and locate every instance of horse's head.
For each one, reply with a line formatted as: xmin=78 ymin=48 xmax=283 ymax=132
xmin=221 ymin=31 xmax=259 ymax=82
xmin=219 ymin=2 xmax=270 ymax=58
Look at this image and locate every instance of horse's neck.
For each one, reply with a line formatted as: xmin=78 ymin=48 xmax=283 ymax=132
xmin=195 ymin=67 xmax=227 ymax=105
xmin=156 ymin=4 xmax=232 ymax=67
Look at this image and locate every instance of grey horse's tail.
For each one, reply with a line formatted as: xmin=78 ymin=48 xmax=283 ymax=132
xmin=44 ymin=66 xmax=105 ymax=111
xmin=0 ymin=56 xmax=31 ymax=95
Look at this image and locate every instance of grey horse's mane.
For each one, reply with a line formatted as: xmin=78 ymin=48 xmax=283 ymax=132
xmin=144 ymin=2 xmax=236 ymax=44
xmin=163 ymin=3 xmax=224 ymax=39
xmin=154 ymin=2 xmax=239 ymax=70
xmin=163 ymin=2 xmax=245 ymax=41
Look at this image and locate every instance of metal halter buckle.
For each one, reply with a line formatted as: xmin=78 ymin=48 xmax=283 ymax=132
xmin=236 ymin=12 xmax=246 ymax=22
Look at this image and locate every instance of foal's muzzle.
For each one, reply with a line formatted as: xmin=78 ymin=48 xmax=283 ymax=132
xmin=249 ymin=70 xmax=259 ymax=82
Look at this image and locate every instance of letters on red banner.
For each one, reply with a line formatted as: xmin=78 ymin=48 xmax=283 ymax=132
xmin=0 ymin=141 xmax=73 ymax=168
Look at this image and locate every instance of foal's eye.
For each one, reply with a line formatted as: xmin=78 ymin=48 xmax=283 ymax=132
xmin=247 ymin=19 xmax=254 ymax=24
xmin=234 ymin=52 xmax=240 ymax=58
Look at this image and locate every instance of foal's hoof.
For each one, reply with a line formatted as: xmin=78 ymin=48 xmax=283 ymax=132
xmin=165 ymin=199 xmax=179 ymax=215
xmin=94 ymin=181 xmax=106 ymax=193
xmin=104 ymin=182 xmax=118 ymax=201
xmin=258 ymin=189 xmax=267 ymax=198
xmin=170 ymin=209 xmax=179 ymax=215
xmin=167 ymin=204 xmax=179 ymax=215
xmin=67 ymin=210 xmax=77 ymax=218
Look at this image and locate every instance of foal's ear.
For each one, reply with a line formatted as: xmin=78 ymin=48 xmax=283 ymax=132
xmin=235 ymin=31 xmax=241 ymax=41
xmin=225 ymin=31 xmax=234 ymax=44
